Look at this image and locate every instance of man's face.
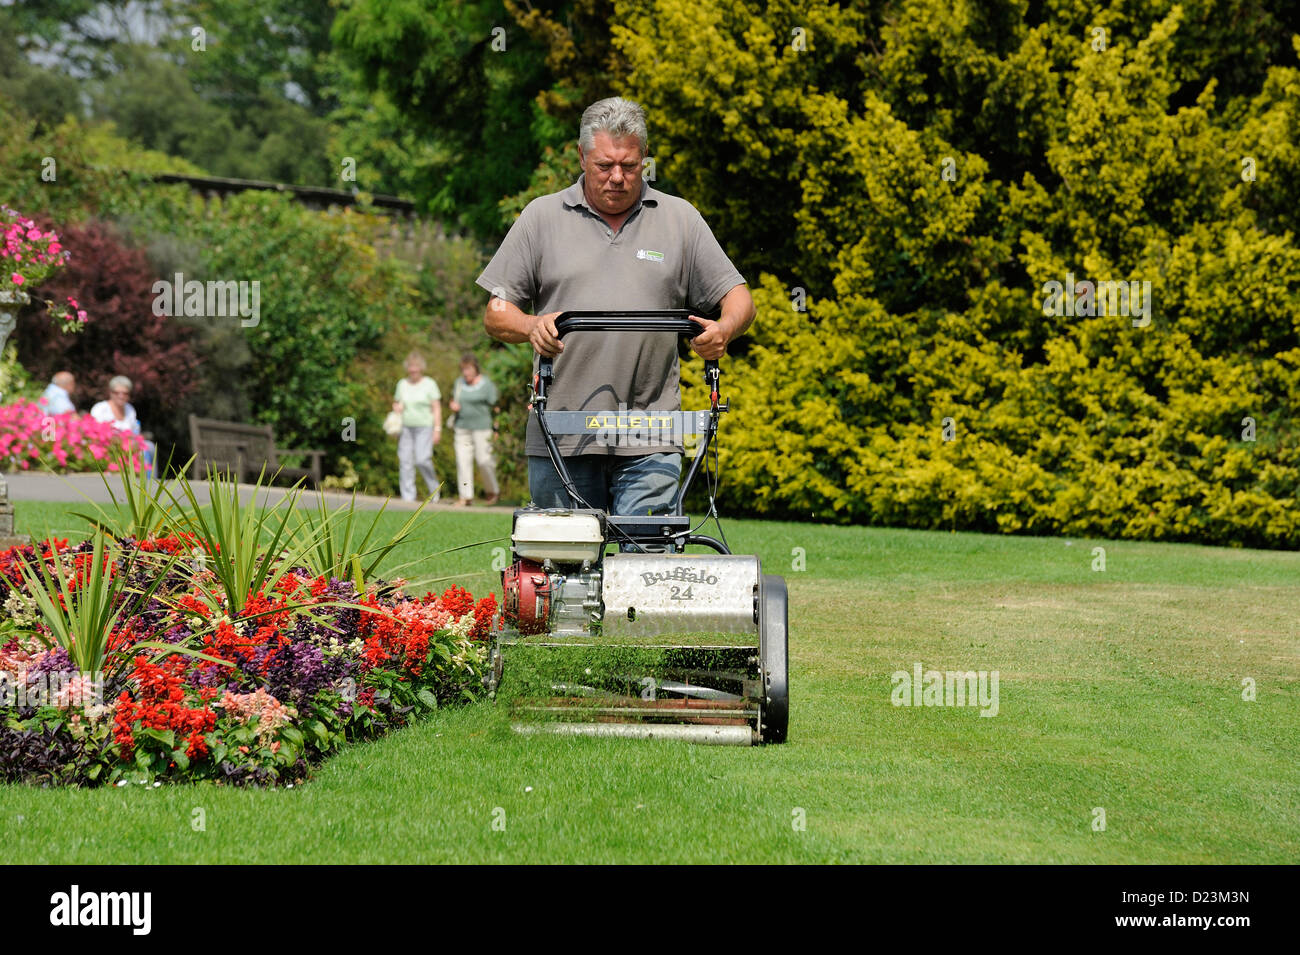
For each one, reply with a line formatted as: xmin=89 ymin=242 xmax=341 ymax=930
xmin=579 ymin=131 xmax=644 ymax=217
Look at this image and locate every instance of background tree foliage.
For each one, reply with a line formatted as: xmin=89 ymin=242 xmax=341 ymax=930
xmin=331 ymin=0 xmax=556 ymax=233
xmin=0 ymin=91 xmax=496 ymax=498
xmin=654 ymin=1 xmax=1300 ymax=545
xmin=3 ymin=0 xmax=361 ymax=189
xmin=4 ymin=0 xmax=1300 ymax=542
xmin=15 ymin=218 xmax=201 ymax=452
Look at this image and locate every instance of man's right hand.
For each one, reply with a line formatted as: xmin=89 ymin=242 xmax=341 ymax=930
xmin=529 ymin=311 xmax=565 ymax=357
xmin=484 ymin=297 xmax=565 ymax=356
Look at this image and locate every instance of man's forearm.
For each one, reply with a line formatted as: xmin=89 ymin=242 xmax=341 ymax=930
xmin=717 ymin=284 xmax=756 ymax=342
xmin=484 ymin=297 xmax=535 ymax=344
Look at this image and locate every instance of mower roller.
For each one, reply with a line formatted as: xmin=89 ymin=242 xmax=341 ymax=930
xmin=485 ymin=311 xmax=789 ymax=745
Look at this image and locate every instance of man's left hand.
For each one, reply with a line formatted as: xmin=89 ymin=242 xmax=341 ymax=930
xmin=689 ymin=316 xmax=730 ymax=360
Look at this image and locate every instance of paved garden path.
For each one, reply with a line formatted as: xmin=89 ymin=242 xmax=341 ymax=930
xmin=3 ymin=471 xmax=513 ymax=513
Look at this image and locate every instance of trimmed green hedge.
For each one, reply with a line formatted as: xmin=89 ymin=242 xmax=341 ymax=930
xmin=643 ymin=2 xmax=1300 ymax=546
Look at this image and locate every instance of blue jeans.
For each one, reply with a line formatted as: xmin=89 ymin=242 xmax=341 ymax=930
xmin=528 ymin=453 xmax=682 ymax=516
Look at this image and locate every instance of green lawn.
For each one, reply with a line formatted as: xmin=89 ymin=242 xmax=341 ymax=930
xmin=2 ymin=500 xmax=1297 ymax=863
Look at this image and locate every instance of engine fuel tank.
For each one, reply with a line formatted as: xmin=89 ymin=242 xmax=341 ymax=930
xmin=600 ymin=554 xmax=761 ymax=639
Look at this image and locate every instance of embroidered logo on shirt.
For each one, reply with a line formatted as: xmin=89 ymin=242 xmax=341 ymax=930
xmin=635 ymin=249 xmax=665 ymax=263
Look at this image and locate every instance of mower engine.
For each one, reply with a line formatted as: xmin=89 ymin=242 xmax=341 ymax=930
xmin=502 ymin=510 xmax=605 ymax=637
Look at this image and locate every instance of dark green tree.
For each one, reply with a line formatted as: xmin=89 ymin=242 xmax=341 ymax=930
xmin=332 ymin=0 xmax=559 ymax=234
xmin=177 ymin=0 xmax=341 ymax=115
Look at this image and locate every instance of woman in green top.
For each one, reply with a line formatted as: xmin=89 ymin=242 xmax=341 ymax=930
xmin=449 ymin=352 xmax=500 ymax=506
xmin=392 ymin=351 xmax=442 ymax=502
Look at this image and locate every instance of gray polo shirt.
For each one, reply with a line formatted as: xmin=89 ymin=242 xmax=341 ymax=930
xmin=476 ymin=176 xmax=745 ymax=456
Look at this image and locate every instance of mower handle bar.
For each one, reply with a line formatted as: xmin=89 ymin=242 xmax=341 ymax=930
xmin=540 ymin=311 xmax=718 ymax=383
xmin=536 ymin=311 xmax=720 ymax=397
xmin=551 ymin=310 xmax=705 ymax=340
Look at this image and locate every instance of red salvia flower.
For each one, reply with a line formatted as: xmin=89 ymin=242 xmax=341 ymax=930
xmin=438 ymin=585 xmax=475 ymax=619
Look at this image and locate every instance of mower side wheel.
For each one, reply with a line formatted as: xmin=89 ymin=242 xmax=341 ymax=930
xmin=758 ymin=574 xmax=789 ymax=744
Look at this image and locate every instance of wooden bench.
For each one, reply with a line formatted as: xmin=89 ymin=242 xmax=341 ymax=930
xmin=188 ymin=415 xmax=324 ymax=488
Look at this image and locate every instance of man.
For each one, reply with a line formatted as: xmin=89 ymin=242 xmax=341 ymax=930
xmin=40 ymin=371 xmax=76 ymax=415
xmin=478 ymin=96 xmax=755 ymax=515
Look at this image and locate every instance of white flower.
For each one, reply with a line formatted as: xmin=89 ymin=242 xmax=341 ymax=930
xmin=2 ymin=592 xmax=37 ymax=627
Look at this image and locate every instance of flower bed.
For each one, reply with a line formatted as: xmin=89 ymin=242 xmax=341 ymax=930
xmin=0 ymin=532 xmax=497 ymax=786
xmin=0 ymin=399 xmax=147 ymax=473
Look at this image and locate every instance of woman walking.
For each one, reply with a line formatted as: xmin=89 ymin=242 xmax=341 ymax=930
xmin=449 ymin=352 xmax=499 ymax=506
xmin=393 ymin=351 xmax=441 ymax=502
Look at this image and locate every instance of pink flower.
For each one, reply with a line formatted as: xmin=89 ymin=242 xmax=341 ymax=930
xmin=10 ymin=272 xmax=22 ymax=285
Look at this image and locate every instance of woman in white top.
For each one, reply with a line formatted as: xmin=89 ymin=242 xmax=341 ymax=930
xmin=392 ymin=351 xmax=442 ymax=502
xmin=89 ymin=375 xmax=155 ymax=477
xmin=90 ymin=375 xmax=141 ymax=433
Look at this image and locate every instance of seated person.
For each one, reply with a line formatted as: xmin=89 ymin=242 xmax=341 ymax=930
xmin=90 ymin=375 xmax=156 ymax=478
xmin=40 ymin=371 xmax=77 ymax=415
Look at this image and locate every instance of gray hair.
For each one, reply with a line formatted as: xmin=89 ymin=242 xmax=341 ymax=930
xmin=579 ymin=97 xmax=648 ymax=153
xmin=108 ymin=375 xmax=132 ymax=393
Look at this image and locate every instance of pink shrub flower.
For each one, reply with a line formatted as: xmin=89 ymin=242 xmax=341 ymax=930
xmin=218 ymin=688 xmax=297 ymax=744
xmin=0 ymin=400 xmax=144 ymax=474
xmin=2 ymin=209 xmax=81 ymax=332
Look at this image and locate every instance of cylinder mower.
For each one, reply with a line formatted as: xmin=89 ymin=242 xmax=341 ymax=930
xmin=486 ymin=311 xmax=789 ymax=745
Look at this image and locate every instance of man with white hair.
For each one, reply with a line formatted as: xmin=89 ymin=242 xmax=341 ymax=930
xmin=40 ymin=371 xmax=77 ymax=415
xmin=479 ymin=96 xmax=755 ymax=514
